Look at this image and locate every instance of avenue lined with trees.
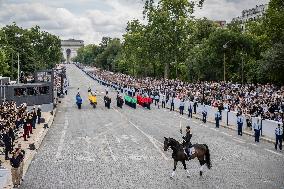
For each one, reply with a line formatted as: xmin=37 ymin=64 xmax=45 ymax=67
xmin=74 ymin=0 xmax=283 ymax=84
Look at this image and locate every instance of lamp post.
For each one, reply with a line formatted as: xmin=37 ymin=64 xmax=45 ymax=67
xmin=223 ymin=41 xmax=231 ymax=82
xmin=15 ymin=33 xmax=23 ymax=84
xmin=17 ymin=52 xmax=20 ymax=84
xmin=240 ymin=52 xmax=244 ymax=85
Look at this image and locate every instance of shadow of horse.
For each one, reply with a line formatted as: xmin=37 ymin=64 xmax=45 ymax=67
xmin=164 ymin=137 xmax=211 ymax=178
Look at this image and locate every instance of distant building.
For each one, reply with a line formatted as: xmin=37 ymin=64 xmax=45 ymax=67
xmin=232 ymin=4 xmax=268 ymax=31
xmin=214 ymin=21 xmax=226 ymax=28
xmin=61 ymin=39 xmax=84 ymax=63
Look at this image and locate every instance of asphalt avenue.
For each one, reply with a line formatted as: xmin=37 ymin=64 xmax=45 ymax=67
xmin=20 ymin=64 xmax=284 ymax=189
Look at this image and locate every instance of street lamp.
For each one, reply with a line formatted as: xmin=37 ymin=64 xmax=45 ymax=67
xmin=240 ymin=51 xmax=244 ymax=85
xmin=223 ymin=41 xmax=231 ymax=82
xmin=15 ymin=33 xmax=23 ymax=84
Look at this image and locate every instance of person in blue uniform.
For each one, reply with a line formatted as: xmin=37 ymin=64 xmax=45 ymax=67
xmin=188 ymin=104 xmax=193 ymax=118
xmin=253 ymin=119 xmax=261 ymax=142
xmin=275 ymin=124 xmax=283 ymax=150
xmin=215 ymin=111 xmax=221 ymax=128
xmin=76 ymin=93 xmax=82 ymax=109
xmin=237 ymin=113 xmax=244 ymax=136
xmin=202 ymin=106 xmax=207 ymax=123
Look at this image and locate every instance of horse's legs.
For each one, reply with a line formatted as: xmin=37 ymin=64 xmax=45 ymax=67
xmin=198 ymin=158 xmax=206 ymax=176
xmin=182 ymin=160 xmax=190 ymax=178
xmin=171 ymin=160 xmax=178 ymax=179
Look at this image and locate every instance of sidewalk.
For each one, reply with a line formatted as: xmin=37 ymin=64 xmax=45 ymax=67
xmin=0 ymin=109 xmax=56 ymax=189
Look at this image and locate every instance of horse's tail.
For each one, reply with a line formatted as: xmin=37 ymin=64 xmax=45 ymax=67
xmin=203 ymin=144 xmax=212 ymax=169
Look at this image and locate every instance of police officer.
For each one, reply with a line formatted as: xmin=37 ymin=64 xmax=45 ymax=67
xmin=215 ymin=111 xmax=221 ymax=128
xmin=182 ymin=126 xmax=192 ymax=159
xmin=161 ymin=93 xmax=166 ymax=108
xmin=170 ymin=96 xmax=175 ymax=111
xmin=253 ymin=119 xmax=261 ymax=142
xmin=237 ymin=113 xmax=244 ymax=136
xmin=188 ymin=104 xmax=193 ymax=118
xmin=275 ymin=124 xmax=283 ymax=150
xmin=179 ymin=99 xmax=185 ymax=115
xmin=193 ymin=101 xmax=198 ymax=114
xmin=202 ymin=106 xmax=207 ymax=123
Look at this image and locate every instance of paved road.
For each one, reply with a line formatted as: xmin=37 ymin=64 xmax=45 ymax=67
xmin=21 ymin=64 xmax=284 ymax=189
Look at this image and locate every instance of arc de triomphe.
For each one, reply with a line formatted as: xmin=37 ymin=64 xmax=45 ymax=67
xmin=61 ymin=39 xmax=84 ymax=63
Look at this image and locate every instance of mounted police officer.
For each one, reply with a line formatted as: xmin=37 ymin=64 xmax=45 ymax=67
xmin=182 ymin=126 xmax=192 ymax=159
xmin=275 ymin=124 xmax=283 ymax=150
xmin=253 ymin=118 xmax=261 ymax=142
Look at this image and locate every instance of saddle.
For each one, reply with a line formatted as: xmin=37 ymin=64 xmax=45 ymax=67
xmin=184 ymin=147 xmax=195 ymax=160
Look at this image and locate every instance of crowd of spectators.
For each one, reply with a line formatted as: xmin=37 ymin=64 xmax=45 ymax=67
xmin=83 ymin=65 xmax=284 ymax=122
xmin=0 ymin=101 xmax=42 ymax=188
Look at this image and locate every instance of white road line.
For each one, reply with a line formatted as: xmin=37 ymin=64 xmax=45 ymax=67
xmin=265 ymin=149 xmax=283 ymax=157
xmin=221 ymin=131 xmax=232 ymax=137
xmin=232 ymin=139 xmax=245 ymax=144
xmin=210 ymin=128 xmax=219 ymax=132
xmin=129 ymin=121 xmax=169 ymax=161
xmin=233 ymin=137 xmax=246 ymax=142
xmin=104 ymin=135 xmax=116 ymax=161
xmin=105 ymin=122 xmax=113 ymax=127
xmin=112 ymin=107 xmax=169 ymax=160
xmin=193 ymin=121 xmax=198 ymax=124
xmin=56 ymin=118 xmax=68 ymax=159
xmin=151 ymin=136 xmax=164 ymax=146
xmin=180 ymin=117 xmax=190 ymax=121
xmin=250 ymin=143 xmax=257 ymax=146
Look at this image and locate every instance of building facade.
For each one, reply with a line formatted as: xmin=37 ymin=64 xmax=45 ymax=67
xmin=61 ymin=39 xmax=84 ymax=63
xmin=232 ymin=4 xmax=268 ymax=31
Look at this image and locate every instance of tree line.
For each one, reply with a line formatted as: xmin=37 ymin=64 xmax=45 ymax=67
xmin=0 ymin=23 xmax=62 ymax=79
xmin=74 ymin=0 xmax=284 ymax=84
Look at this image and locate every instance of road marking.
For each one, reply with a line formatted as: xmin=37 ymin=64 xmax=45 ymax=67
xmin=233 ymin=137 xmax=245 ymax=142
xmin=265 ymin=149 xmax=283 ymax=157
xmin=129 ymin=121 xmax=169 ymax=160
xmin=250 ymin=143 xmax=257 ymax=146
xmin=56 ymin=118 xmax=68 ymax=159
xmin=232 ymin=138 xmax=245 ymax=144
xmin=104 ymin=135 xmax=116 ymax=161
xmin=112 ymin=107 xmax=169 ymax=160
xmin=221 ymin=131 xmax=232 ymax=137
xmin=210 ymin=128 xmax=219 ymax=132
xmin=193 ymin=121 xmax=197 ymax=124
xmin=105 ymin=122 xmax=113 ymax=127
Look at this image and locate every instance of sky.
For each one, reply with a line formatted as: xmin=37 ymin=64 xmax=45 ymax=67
xmin=0 ymin=0 xmax=270 ymax=44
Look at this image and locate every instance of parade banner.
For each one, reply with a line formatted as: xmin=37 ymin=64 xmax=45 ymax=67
xmin=137 ymin=95 xmax=152 ymax=109
xmin=124 ymin=95 xmax=137 ymax=109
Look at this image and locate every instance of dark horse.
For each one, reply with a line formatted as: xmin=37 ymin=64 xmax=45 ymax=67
xmin=164 ymin=137 xmax=211 ymax=178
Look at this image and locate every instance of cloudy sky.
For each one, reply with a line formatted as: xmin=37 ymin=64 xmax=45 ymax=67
xmin=0 ymin=0 xmax=269 ymax=44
